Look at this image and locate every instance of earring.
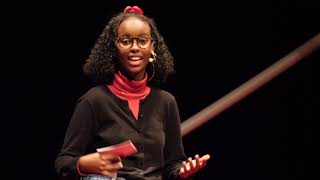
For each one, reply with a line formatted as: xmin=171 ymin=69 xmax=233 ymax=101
xmin=149 ymin=51 xmax=157 ymax=63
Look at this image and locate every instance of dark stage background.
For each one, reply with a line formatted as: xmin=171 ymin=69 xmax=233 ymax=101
xmin=3 ymin=0 xmax=318 ymax=179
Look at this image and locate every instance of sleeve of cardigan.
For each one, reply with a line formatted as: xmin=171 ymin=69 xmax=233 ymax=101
xmin=55 ymin=97 xmax=96 ymax=179
xmin=162 ymin=95 xmax=190 ymax=180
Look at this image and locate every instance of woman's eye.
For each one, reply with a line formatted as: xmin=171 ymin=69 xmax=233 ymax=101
xmin=121 ymin=39 xmax=132 ymax=45
xmin=138 ymin=38 xmax=147 ymax=44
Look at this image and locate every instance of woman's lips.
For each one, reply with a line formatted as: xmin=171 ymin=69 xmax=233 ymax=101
xmin=128 ymin=56 xmax=142 ymax=61
xmin=128 ymin=56 xmax=143 ymax=66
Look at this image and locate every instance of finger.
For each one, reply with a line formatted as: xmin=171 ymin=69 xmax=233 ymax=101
xmin=102 ymin=156 xmax=122 ymax=164
xmin=180 ymin=168 xmax=187 ymax=179
xmin=199 ymin=158 xmax=209 ymax=169
xmin=180 ymin=167 xmax=185 ymax=174
xmin=182 ymin=161 xmax=187 ymax=168
xmin=194 ymin=154 xmax=200 ymax=166
xmin=194 ymin=154 xmax=200 ymax=167
xmin=188 ymin=157 xmax=194 ymax=169
xmin=119 ymin=161 xmax=123 ymax=168
xmin=109 ymin=161 xmax=124 ymax=171
xmin=183 ymin=161 xmax=188 ymax=172
xmin=201 ymin=154 xmax=211 ymax=161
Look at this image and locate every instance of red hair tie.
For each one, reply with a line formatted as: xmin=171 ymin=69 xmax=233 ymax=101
xmin=123 ymin=6 xmax=144 ymax=15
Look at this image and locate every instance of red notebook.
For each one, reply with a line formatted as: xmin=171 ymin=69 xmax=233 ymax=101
xmin=96 ymin=140 xmax=138 ymax=157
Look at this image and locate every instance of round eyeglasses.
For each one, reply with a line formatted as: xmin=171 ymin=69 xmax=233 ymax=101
xmin=116 ymin=35 xmax=153 ymax=49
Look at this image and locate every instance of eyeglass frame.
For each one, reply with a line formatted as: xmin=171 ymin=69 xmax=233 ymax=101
xmin=116 ymin=35 xmax=154 ymax=49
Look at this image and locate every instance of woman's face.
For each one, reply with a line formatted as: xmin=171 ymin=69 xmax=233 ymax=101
xmin=116 ymin=17 xmax=154 ymax=81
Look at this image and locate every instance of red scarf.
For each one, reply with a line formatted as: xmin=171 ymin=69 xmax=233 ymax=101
xmin=107 ymin=71 xmax=150 ymax=120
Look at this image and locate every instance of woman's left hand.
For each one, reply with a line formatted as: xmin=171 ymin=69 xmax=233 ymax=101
xmin=179 ymin=154 xmax=210 ymax=179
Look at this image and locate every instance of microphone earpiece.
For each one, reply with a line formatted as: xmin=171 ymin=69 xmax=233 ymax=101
xmin=149 ymin=51 xmax=157 ymax=63
xmin=149 ymin=57 xmax=155 ymax=63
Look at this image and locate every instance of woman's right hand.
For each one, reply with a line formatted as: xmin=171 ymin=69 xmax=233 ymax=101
xmin=78 ymin=152 xmax=123 ymax=177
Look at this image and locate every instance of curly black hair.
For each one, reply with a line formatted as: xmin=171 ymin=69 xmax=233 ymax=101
xmin=83 ymin=12 xmax=175 ymax=86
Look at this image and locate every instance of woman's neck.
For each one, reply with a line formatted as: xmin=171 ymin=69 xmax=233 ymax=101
xmin=119 ymin=69 xmax=145 ymax=81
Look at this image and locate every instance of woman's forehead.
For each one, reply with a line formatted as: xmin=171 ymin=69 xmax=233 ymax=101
xmin=117 ymin=17 xmax=151 ymax=36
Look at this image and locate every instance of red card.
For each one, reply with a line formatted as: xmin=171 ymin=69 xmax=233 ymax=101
xmin=96 ymin=140 xmax=138 ymax=157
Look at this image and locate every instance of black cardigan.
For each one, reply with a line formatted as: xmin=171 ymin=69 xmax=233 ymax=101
xmin=55 ymin=85 xmax=186 ymax=180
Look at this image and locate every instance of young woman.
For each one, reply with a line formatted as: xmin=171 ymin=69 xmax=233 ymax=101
xmin=55 ymin=6 xmax=210 ymax=180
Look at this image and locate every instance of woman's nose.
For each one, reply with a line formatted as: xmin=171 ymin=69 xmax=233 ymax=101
xmin=131 ymin=39 xmax=140 ymax=49
xmin=130 ymin=41 xmax=140 ymax=52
